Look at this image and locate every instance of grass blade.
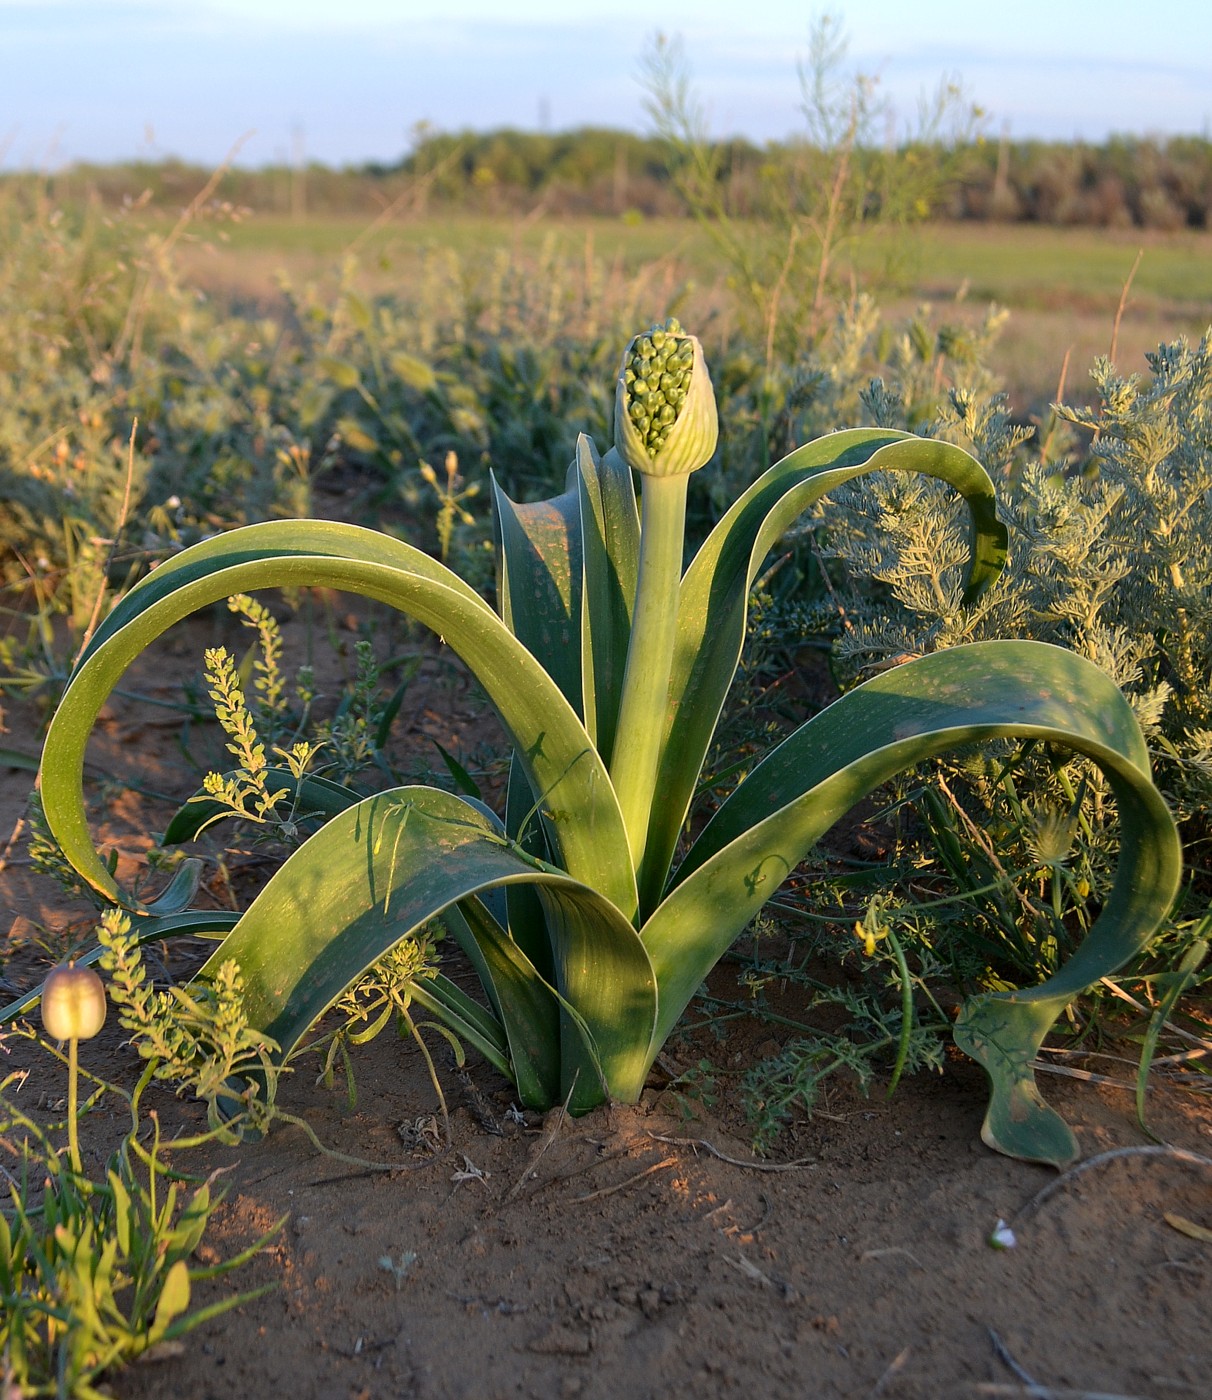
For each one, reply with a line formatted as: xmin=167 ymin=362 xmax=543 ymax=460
xmin=1135 ymin=934 xmax=1208 ymax=1136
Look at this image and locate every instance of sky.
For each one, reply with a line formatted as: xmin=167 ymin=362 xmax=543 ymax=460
xmin=2 ymin=0 xmax=1211 ymax=170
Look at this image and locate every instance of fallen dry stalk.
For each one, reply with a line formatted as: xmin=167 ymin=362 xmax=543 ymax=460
xmin=646 ymin=1131 xmax=816 ymax=1171
xmin=1014 ymin=1145 xmax=1212 ymax=1225
xmin=573 ymin=1155 xmax=678 ymax=1202
xmin=501 ymin=1096 xmax=572 ymax=1205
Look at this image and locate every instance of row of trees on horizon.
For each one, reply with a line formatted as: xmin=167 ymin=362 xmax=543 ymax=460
xmin=14 ymin=127 xmax=1212 ymax=231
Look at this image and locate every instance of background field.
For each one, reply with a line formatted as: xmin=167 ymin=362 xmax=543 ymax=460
xmin=174 ymin=211 xmax=1212 ymax=416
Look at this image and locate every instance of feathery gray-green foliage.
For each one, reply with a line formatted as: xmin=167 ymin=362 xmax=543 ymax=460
xmin=818 ymin=326 xmax=1212 ymax=829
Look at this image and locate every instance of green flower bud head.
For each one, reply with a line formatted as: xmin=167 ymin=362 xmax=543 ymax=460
xmin=614 ymin=318 xmax=718 ymax=478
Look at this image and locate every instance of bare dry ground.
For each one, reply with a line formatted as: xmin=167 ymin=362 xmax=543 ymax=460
xmin=9 ymin=997 xmax=1206 ymax=1400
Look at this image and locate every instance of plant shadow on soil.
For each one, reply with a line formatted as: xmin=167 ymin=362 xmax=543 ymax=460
xmin=1 ymin=611 xmax=1210 ymax=1400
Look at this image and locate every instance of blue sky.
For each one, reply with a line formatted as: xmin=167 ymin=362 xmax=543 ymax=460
xmin=2 ymin=0 xmax=1210 ymax=169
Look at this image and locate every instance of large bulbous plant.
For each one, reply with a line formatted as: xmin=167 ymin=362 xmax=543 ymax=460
xmin=27 ymin=321 xmax=1181 ymax=1167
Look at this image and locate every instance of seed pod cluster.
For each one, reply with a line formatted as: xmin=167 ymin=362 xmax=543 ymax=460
xmin=622 ymin=318 xmax=695 ymax=457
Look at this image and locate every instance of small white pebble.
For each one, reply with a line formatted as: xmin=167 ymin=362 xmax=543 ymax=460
xmin=988 ymin=1218 xmax=1017 ymax=1250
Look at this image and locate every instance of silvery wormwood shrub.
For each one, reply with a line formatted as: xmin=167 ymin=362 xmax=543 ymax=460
xmin=818 ymin=331 xmax=1212 ymax=836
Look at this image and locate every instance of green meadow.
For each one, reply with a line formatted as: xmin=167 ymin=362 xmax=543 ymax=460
xmin=175 ymin=211 xmax=1212 ymax=413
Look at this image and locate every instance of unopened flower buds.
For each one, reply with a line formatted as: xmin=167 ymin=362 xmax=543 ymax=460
xmin=614 ymin=318 xmax=718 ymax=477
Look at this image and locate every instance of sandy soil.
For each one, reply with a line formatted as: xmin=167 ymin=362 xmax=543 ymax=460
xmin=2 ymin=614 xmax=1210 ymax=1400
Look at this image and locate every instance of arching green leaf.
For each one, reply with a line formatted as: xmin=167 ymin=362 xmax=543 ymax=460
xmin=642 ymin=641 xmax=1182 ymax=1165
xmin=38 ymin=523 xmax=637 ymax=920
xmin=640 ymin=429 xmax=1009 ymax=912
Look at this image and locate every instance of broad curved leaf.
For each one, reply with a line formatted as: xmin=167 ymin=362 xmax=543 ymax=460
xmin=441 ymin=898 xmax=561 ymax=1107
xmin=533 ymin=877 xmax=656 ymax=1106
xmin=493 ymin=435 xmax=638 ymax=762
xmin=642 ymin=641 xmax=1182 ymax=1166
xmin=575 ymin=440 xmax=639 ymax=766
xmin=493 ymin=466 xmax=583 ymax=715
xmin=191 ymin=786 xmax=656 ymax=1109
xmin=640 ymin=429 xmax=1009 ymax=912
xmin=38 ymin=522 xmax=637 ymax=920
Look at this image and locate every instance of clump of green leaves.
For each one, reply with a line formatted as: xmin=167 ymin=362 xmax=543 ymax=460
xmin=311 ymin=639 xmax=386 ymax=784
xmin=0 ymin=1084 xmax=276 ymax=1398
xmin=684 ymin=899 xmax=952 ymax=1153
xmin=30 ymin=319 xmax=1182 ymax=1171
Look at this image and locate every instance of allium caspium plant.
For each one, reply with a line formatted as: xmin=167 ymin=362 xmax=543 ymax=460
xmin=32 ymin=321 xmax=1181 ymax=1167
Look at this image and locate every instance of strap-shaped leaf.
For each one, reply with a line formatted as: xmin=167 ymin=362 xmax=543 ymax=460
xmin=492 ymin=467 xmax=583 ymax=716
xmin=492 ymin=435 xmax=639 ymax=766
xmin=409 ymin=969 xmax=511 ymax=1068
xmin=441 ymin=898 xmax=561 ymax=1108
xmin=190 ymin=786 xmax=656 ymax=1109
xmin=533 ymin=877 xmax=657 ymax=1108
xmin=641 ymin=429 xmax=1009 ymax=912
xmin=141 ymin=856 xmax=206 ymax=914
xmin=38 ymin=524 xmax=637 ymax=920
xmin=502 ymin=757 xmax=557 ymax=979
xmin=491 ymin=452 xmax=588 ymax=981
xmin=642 ymin=641 xmax=1182 ymax=1165
xmin=575 ymin=439 xmax=639 ymax=766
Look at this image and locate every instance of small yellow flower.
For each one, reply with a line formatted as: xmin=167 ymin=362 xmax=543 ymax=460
xmin=853 ymin=919 xmax=887 ymax=958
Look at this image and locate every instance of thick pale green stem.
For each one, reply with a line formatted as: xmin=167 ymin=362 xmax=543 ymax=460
xmin=67 ymin=1037 xmax=82 ymax=1176
xmin=610 ymin=472 xmax=688 ymax=887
